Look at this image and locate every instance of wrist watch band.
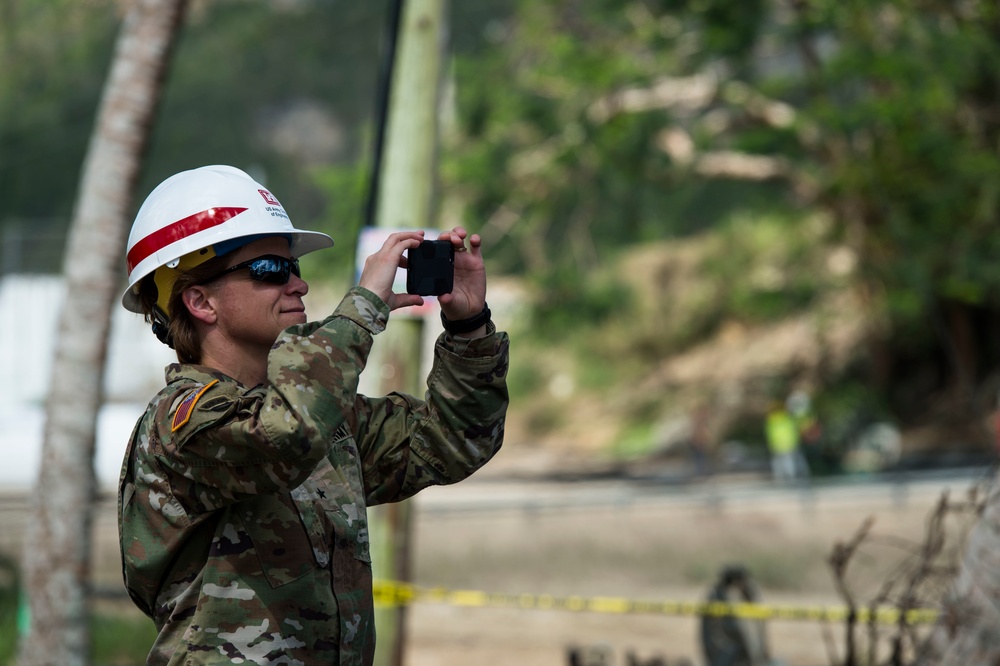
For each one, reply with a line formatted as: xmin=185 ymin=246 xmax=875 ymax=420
xmin=441 ymin=303 xmax=491 ymax=335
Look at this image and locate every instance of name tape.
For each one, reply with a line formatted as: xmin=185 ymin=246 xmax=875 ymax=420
xmin=372 ymin=580 xmax=939 ymax=626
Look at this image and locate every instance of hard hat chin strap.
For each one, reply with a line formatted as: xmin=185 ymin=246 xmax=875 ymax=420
xmin=151 ymin=305 xmax=175 ymax=349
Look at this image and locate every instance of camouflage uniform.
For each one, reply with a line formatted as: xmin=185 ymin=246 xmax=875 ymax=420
xmin=118 ymin=287 xmax=509 ymax=665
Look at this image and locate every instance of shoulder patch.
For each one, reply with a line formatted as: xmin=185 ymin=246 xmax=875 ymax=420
xmin=171 ymin=379 xmax=220 ymax=433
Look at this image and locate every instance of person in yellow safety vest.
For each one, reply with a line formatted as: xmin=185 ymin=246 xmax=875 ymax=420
xmin=765 ymin=399 xmax=810 ymax=482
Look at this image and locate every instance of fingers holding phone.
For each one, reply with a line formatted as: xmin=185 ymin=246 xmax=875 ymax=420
xmin=359 ymin=230 xmax=425 ymax=310
xmin=432 ymin=227 xmax=487 ymax=321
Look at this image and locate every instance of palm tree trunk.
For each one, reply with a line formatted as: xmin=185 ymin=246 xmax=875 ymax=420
xmin=17 ymin=1 xmax=187 ymax=664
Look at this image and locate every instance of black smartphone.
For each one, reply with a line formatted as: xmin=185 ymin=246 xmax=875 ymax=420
xmin=406 ymin=240 xmax=454 ymax=296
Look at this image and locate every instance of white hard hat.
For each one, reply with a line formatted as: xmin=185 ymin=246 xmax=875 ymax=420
xmin=122 ymin=165 xmax=333 ymax=313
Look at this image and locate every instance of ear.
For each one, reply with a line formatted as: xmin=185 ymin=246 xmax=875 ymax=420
xmin=182 ymin=286 xmax=218 ymax=325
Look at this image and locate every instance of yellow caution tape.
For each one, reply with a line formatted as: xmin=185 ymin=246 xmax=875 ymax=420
xmin=372 ymin=580 xmax=939 ymax=626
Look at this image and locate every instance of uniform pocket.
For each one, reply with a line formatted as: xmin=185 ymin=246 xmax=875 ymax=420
xmin=311 ymin=438 xmax=371 ymax=564
xmin=240 ymin=493 xmax=318 ymax=587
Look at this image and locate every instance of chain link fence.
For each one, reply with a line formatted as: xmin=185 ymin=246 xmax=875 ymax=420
xmin=1 ymin=220 xmax=68 ymax=276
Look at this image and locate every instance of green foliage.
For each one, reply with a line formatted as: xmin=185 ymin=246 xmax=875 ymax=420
xmin=90 ymin=611 xmax=158 ymax=665
xmin=817 ymin=381 xmax=892 ymax=435
xmin=446 ymin=0 xmax=714 ymax=277
xmin=5 ymin=0 xmax=1000 ymax=442
xmin=0 ymin=554 xmax=17 ymax=665
xmin=0 ymin=557 xmax=157 ymax=666
xmin=611 ymin=420 xmax=658 ymax=460
xmin=0 ymin=552 xmax=158 ymax=665
xmin=441 ymin=0 xmax=1000 ymax=433
xmin=304 ymin=162 xmax=371 ymax=289
xmin=144 ymin=1 xmax=389 ymax=224
xmin=505 ymin=353 xmax=546 ymax=399
xmin=0 ymin=0 xmax=118 ymax=224
xmin=702 ymin=213 xmax=825 ymax=325
xmin=0 ymin=1 xmax=391 ymax=272
xmin=530 ymin=267 xmax=633 ymax=339
xmin=801 ymin=0 xmax=1000 ymax=314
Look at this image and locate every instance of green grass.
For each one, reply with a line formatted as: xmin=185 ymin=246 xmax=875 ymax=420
xmin=0 ymin=606 xmax=156 ymax=666
xmin=0 ymin=555 xmax=18 ymax=665
xmin=91 ymin=611 xmax=158 ymax=665
xmin=0 ymin=614 xmax=15 ymax=665
xmin=610 ymin=421 xmax=657 ymax=460
xmin=0 ymin=567 xmax=156 ymax=666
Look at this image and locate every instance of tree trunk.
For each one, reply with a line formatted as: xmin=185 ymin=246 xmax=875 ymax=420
xmin=919 ymin=487 xmax=1000 ymax=665
xmin=17 ymin=1 xmax=187 ymax=664
xmin=944 ymin=300 xmax=977 ymax=414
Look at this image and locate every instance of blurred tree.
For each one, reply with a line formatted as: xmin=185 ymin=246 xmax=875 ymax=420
xmin=443 ymin=4 xmax=1000 ymax=658
xmin=0 ymin=0 xmax=118 ymax=221
xmin=17 ymin=1 xmax=187 ymax=665
xmin=787 ymin=0 xmax=1000 ymax=421
xmin=917 ymin=491 xmax=1000 ymax=665
xmin=6 ymin=0 xmax=999 ymax=419
xmin=443 ymin=0 xmax=1000 ymax=421
xmin=0 ymin=0 xmax=391 ymax=274
xmin=444 ymin=0 xmax=801 ymax=325
xmin=142 ymin=0 xmax=391 ymax=231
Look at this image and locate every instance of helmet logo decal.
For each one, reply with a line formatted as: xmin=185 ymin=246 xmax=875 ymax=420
xmin=258 ymin=189 xmax=280 ymax=206
xmin=126 ymin=206 xmax=248 ymax=274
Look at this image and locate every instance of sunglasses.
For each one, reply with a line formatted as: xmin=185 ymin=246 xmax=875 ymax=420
xmin=202 ymin=254 xmax=301 ymax=285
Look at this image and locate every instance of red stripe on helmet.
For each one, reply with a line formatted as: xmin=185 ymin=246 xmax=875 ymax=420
xmin=126 ymin=207 xmax=248 ymax=274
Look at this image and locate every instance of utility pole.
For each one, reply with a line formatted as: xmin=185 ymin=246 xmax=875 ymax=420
xmin=368 ymin=1 xmax=449 ymax=665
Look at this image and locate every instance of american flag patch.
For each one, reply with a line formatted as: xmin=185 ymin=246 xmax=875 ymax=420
xmin=171 ymin=379 xmax=220 ymax=432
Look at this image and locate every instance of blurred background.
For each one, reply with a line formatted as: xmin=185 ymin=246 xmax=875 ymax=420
xmin=2 ymin=0 xmax=1000 ymax=664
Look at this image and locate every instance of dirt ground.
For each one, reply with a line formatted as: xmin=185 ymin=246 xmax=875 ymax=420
xmin=1 ymin=458 xmax=988 ymax=666
xmin=394 ymin=464 xmax=984 ymax=666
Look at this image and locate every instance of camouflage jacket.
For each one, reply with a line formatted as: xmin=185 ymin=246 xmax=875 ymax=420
xmin=118 ymin=287 xmax=509 ymax=665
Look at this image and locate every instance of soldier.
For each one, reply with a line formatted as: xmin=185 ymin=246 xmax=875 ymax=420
xmin=117 ymin=165 xmax=509 ymax=665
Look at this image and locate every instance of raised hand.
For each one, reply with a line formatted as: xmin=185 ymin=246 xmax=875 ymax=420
xmin=358 ymin=230 xmax=426 ymax=311
xmin=436 ymin=226 xmax=487 ymax=321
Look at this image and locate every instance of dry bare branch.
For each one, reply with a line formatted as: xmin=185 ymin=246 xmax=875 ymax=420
xmin=692 ymin=151 xmax=793 ymax=181
xmin=721 ymin=81 xmax=797 ymax=129
xmin=827 ymin=481 xmax=992 ymax=666
xmin=587 ymin=73 xmax=719 ymax=124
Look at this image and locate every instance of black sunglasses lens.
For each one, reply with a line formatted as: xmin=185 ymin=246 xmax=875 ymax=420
xmin=203 ymin=254 xmax=301 ymax=285
xmin=246 ymin=257 xmax=297 ymax=284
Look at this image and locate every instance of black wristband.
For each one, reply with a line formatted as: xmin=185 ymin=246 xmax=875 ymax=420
xmin=441 ymin=303 xmax=491 ymax=335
